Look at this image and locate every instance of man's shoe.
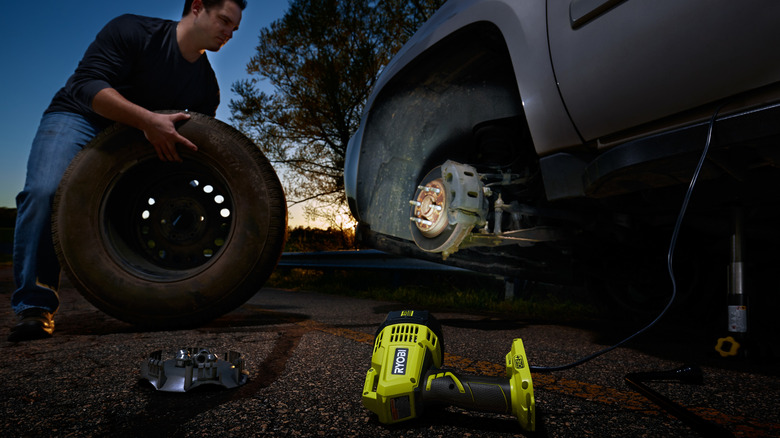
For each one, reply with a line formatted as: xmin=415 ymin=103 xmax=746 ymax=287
xmin=7 ymin=308 xmax=55 ymax=342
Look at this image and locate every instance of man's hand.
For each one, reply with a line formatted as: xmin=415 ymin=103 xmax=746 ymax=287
xmin=92 ymin=88 xmax=199 ymax=162
xmin=141 ymin=112 xmax=198 ymax=162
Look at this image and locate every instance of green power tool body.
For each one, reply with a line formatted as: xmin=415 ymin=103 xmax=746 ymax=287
xmin=362 ymin=310 xmax=535 ymax=431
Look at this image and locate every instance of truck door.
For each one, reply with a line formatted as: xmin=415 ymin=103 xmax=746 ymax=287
xmin=547 ymin=0 xmax=780 ymax=143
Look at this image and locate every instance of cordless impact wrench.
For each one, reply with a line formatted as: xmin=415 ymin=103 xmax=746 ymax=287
xmin=362 ymin=310 xmax=535 ymax=431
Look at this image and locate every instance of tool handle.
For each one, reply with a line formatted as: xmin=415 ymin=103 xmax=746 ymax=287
xmin=422 ymin=370 xmax=512 ymax=414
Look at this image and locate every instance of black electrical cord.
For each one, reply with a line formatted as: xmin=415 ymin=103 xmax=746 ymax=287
xmin=530 ymin=106 xmax=722 ymax=373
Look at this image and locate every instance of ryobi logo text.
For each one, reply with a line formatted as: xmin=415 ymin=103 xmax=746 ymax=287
xmin=392 ymin=348 xmax=408 ymax=375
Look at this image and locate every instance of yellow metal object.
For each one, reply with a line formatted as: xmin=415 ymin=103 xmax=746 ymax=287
xmin=506 ymin=338 xmax=536 ymax=431
xmin=362 ymin=312 xmax=535 ymax=432
xmin=361 ymin=322 xmax=441 ymax=424
xmin=715 ymin=336 xmax=741 ymax=357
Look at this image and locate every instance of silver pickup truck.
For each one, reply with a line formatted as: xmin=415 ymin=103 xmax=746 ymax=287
xmin=344 ymin=0 xmax=780 ymax=298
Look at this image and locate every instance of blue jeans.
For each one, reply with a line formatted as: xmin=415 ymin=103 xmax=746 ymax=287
xmin=12 ymin=112 xmax=100 ymax=315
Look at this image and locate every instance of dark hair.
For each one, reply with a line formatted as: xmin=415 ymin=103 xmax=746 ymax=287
xmin=183 ymin=0 xmax=247 ymax=17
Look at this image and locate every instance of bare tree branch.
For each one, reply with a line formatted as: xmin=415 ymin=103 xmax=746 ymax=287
xmin=230 ymin=0 xmax=447 ymax=222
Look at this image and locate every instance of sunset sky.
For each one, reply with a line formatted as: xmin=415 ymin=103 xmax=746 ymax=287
xmin=0 ymin=0 xmax=334 ymax=226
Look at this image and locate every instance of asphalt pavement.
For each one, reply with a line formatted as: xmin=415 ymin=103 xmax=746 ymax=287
xmin=1 ymin=264 xmax=778 ymax=437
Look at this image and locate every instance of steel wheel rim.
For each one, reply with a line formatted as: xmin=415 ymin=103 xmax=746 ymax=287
xmin=101 ymin=158 xmax=234 ymax=278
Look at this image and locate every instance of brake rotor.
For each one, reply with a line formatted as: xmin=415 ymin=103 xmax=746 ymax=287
xmin=411 ymin=178 xmax=448 ymax=238
xmin=409 ymin=166 xmax=470 ymax=256
xmin=409 ymin=161 xmax=490 ymax=257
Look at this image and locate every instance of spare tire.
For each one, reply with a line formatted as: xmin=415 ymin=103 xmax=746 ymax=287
xmin=52 ymin=112 xmax=287 ymax=328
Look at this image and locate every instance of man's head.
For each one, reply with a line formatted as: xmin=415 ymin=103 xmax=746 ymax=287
xmin=180 ymin=0 xmax=245 ymax=54
xmin=183 ymin=0 xmax=247 ymax=17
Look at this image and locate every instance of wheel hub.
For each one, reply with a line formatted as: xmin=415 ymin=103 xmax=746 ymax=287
xmin=409 ymin=161 xmax=489 ymax=257
xmin=158 ymin=198 xmax=207 ymax=242
xmin=411 ymin=179 xmax=448 ymax=237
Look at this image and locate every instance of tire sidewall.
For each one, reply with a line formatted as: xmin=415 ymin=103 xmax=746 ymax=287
xmin=54 ymin=113 xmax=286 ymax=327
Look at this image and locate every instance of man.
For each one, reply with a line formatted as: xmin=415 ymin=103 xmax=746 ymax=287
xmin=8 ymin=0 xmax=246 ymax=342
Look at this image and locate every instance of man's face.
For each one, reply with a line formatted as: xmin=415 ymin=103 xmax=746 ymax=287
xmin=194 ymin=0 xmax=242 ymax=52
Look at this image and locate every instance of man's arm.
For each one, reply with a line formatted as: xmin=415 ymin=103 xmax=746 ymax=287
xmin=92 ymin=88 xmax=198 ymax=162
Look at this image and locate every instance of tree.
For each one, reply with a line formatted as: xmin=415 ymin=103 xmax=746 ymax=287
xmin=230 ymin=0 xmax=446 ymax=221
xmin=284 ymin=226 xmax=356 ymax=252
xmin=0 ymin=207 xmax=16 ymax=228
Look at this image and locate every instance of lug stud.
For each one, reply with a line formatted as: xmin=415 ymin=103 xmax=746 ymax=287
xmin=410 ymin=217 xmax=434 ymax=226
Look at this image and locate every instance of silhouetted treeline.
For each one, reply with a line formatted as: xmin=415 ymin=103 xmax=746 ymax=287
xmin=284 ymin=226 xmax=356 ymax=252
xmin=0 ymin=208 xmax=16 ymax=228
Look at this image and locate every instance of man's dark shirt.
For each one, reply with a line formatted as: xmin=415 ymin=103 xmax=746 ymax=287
xmin=46 ymin=14 xmax=220 ymax=129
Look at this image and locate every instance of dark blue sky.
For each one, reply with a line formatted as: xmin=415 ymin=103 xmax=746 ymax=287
xmin=0 ymin=0 xmax=290 ymax=210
